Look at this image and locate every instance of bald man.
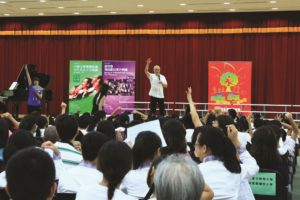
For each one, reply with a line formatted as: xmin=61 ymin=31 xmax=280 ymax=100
xmin=144 ymin=58 xmax=168 ymax=116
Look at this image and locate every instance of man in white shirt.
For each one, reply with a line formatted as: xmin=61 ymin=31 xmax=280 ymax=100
xmin=58 ymin=132 xmax=108 ymax=193
xmin=144 ymin=58 xmax=168 ymax=116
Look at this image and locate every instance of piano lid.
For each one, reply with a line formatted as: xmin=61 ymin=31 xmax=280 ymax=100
xmin=18 ymin=64 xmax=51 ymax=89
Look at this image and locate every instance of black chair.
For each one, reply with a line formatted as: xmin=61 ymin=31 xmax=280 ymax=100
xmin=53 ymin=193 xmax=76 ymax=200
xmin=249 ymin=169 xmax=287 ymax=200
xmin=0 ymin=188 xmax=9 ymax=200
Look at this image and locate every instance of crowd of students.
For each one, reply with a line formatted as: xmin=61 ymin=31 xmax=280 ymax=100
xmin=0 ymin=87 xmax=299 ymax=200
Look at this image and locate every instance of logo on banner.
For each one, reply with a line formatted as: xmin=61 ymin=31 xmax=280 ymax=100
xmin=208 ymin=62 xmax=252 ymax=112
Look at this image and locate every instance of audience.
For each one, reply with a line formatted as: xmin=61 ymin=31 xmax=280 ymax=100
xmin=0 ymin=130 xmax=36 ymax=188
xmin=58 ymin=131 xmax=108 ymax=193
xmin=6 ymin=148 xmax=56 ymax=200
xmin=121 ymin=131 xmax=162 ymax=198
xmin=76 ymin=141 xmax=136 ymax=200
xmin=0 ymin=90 xmax=298 ymax=200
xmin=195 ymin=125 xmax=259 ymax=200
xmin=54 ymin=114 xmax=82 ymax=169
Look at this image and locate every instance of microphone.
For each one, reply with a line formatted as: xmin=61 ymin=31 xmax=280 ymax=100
xmin=157 ymin=74 xmax=160 ymax=80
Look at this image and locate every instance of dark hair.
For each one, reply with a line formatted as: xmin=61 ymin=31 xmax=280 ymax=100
xmin=33 ymin=77 xmax=40 ymax=82
xmin=132 ymin=131 xmax=162 ymax=169
xmin=19 ymin=115 xmax=36 ymax=132
xmin=55 ymin=114 xmax=78 ymax=142
xmin=161 ymin=119 xmax=187 ymax=155
xmin=96 ymin=120 xmax=115 ymax=140
xmin=81 ymin=131 xmax=108 ymax=161
xmin=236 ymin=116 xmax=249 ymax=132
xmin=97 ymin=141 xmax=132 ymax=200
xmin=216 ymin=115 xmax=234 ymax=135
xmin=146 ymin=155 xmax=166 ymax=187
xmin=206 ymin=113 xmax=216 ymax=126
xmin=6 ymin=148 xmax=55 ymax=200
xmin=228 ymin=109 xmax=237 ymax=120
xmin=253 ymin=118 xmax=267 ymax=129
xmin=100 ymin=83 xmax=109 ymax=96
xmin=3 ymin=129 xmax=36 ymax=163
xmin=197 ymin=126 xmax=241 ymax=173
xmin=0 ymin=119 xmax=9 ymax=148
xmin=78 ymin=113 xmax=91 ymax=129
xmin=251 ymin=126 xmax=283 ymax=169
xmin=87 ymin=111 xmax=106 ymax=132
xmin=36 ymin=116 xmax=48 ymax=137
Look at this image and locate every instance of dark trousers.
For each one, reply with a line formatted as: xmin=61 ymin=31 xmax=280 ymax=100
xmin=27 ymin=105 xmax=41 ymax=114
xmin=150 ymin=96 xmax=165 ymax=116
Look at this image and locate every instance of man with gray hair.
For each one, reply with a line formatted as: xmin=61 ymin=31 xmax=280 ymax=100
xmin=154 ymin=154 xmax=212 ymax=200
xmin=145 ymin=58 xmax=168 ymax=116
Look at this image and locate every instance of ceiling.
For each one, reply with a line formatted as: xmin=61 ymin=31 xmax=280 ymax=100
xmin=0 ymin=0 xmax=299 ymax=17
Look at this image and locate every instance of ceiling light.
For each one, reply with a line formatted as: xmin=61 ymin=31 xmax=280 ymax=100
xmin=148 ymin=10 xmax=155 ymax=13
xmin=188 ymin=9 xmax=194 ymax=12
xmin=81 ymin=0 xmax=88 ymax=1
xmin=272 ymin=7 xmax=278 ymax=10
xmin=39 ymin=0 xmax=46 ymax=2
xmin=224 ymin=2 xmax=231 ymax=5
xmin=229 ymin=8 xmax=236 ymax=11
xmin=3 ymin=13 xmax=10 ymax=16
xmin=270 ymin=1 xmax=277 ymax=3
xmin=38 ymin=12 xmax=44 ymax=15
xmin=97 ymin=5 xmax=103 ymax=8
xmin=110 ymin=11 xmax=117 ymax=14
xmin=0 ymin=1 xmax=6 ymax=3
xmin=20 ymin=8 xmax=27 ymax=10
xmin=179 ymin=3 xmax=187 ymax=6
xmin=137 ymin=4 xmax=144 ymax=7
xmin=58 ymin=6 xmax=64 ymax=9
xmin=73 ymin=12 xmax=80 ymax=15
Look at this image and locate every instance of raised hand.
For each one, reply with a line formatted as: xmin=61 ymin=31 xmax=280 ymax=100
xmin=186 ymin=87 xmax=192 ymax=101
xmin=146 ymin=58 xmax=152 ymax=64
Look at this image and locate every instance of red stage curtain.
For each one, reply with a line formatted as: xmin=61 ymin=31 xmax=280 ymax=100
xmin=0 ymin=12 xmax=299 ymax=114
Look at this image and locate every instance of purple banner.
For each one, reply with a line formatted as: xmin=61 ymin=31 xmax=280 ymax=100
xmin=102 ymin=60 xmax=135 ymax=114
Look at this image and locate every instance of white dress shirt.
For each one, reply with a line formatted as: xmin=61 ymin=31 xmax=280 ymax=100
xmin=199 ymin=151 xmax=259 ymax=200
xmin=76 ymin=184 xmax=137 ymax=200
xmin=148 ymin=73 xmax=167 ymax=98
xmin=58 ymin=161 xmax=103 ymax=193
xmin=120 ymin=166 xmax=150 ymax=198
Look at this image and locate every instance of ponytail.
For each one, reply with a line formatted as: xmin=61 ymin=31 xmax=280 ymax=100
xmin=222 ymin=137 xmax=241 ymax=173
xmin=107 ymin=181 xmax=119 ymax=200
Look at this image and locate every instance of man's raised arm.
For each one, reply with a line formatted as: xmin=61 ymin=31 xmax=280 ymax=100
xmin=144 ymin=58 xmax=152 ymax=79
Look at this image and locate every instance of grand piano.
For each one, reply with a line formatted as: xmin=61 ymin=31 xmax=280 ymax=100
xmin=0 ymin=64 xmax=52 ymax=118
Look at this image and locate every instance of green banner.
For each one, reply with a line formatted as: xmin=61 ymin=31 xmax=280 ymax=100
xmin=69 ymin=60 xmax=102 ymax=114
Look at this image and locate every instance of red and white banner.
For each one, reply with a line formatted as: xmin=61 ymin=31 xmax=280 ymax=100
xmin=208 ymin=61 xmax=252 ymax=112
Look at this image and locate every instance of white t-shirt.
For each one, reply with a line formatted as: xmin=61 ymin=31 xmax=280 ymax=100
xmin=120 ymin=166 xmax=150 ymax=198
xmin=57 ymin=162 xmax=103 ymax=193
xmin=76 ymin=184 xmax=137 ymax=200
xmin=148 ymin=73 xmax=167 ymax=98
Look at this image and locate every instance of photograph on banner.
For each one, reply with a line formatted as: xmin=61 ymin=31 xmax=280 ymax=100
xmin=102 ymin=60 xmax=135 ymax=114
xmin=69 ymin=60 xmax=102 ymax=114
xmin=208 ymin=61 xmax=252 ymax=113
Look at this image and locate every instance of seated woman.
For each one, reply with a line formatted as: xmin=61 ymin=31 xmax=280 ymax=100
xmin=121 ymin=131 xmax=162 ymax=199
xmin=76 ymin=141 xmax=136 ymax=200
xmin=251 ymin=126 xmax=290 ymax=187
xmin=195 ymin=125 xmax=259 ymax=200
